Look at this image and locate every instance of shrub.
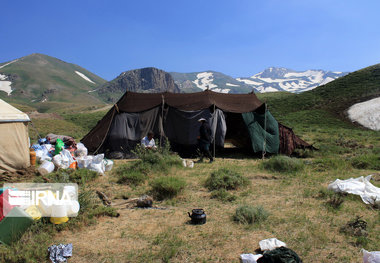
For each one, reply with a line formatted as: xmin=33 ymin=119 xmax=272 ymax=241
xmin=150 ymin=176 xmax=186 ymax=200
xmin=210 ymin=189 xmax=237 ymax=202
xmin=205 ymin=168 xmax=249 ymax=191
xmin=326 ymin=194 xmax=344 ymax=209
xmin=262 ymin=155 xmax=304 ymax=173
xmin=117 ymin=170 xmax=147 ymax=186
xmin=132 ymin=143 xmax=183 ymax=173
xmin=233 ymin=205 xmax=269 ymax=225
xmin=351 ymin=154 xmax=380 ymax=170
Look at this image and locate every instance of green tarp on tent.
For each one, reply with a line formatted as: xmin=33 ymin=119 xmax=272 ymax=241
xmin=242 ymin=110 xmax=279 ymax=154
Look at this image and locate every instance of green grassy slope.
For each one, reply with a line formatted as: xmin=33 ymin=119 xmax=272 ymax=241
xmin=0 ymin=53 xmax=107 ymax=111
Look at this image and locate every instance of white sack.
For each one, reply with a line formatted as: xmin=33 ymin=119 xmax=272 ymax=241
xmin=75 ymin=143 xmax=88 ymax=157
xmin=259 ymin=238 xmax=287 ymax=251
xmin=77 ymin=156 xmax=93 ymax=169
xmin=53 ymin=149 xmax=74 ymax=169
xmin=328 ymin=175 xmax=380 ymax=205
xmin=362 ymin=249 xmax=380 ymax=263
xmin=240 ymin=254 xmax=262 ymax=263
xmin=88 ymin=154 xmax=105 ymax=175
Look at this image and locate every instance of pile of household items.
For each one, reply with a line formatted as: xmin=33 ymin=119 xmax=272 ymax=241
xmin=31 ymin=134 xmax=113 ymax=175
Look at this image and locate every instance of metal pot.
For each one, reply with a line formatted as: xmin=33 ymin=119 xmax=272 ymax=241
xmin=188 ymin=209 xmax=206 ymax=225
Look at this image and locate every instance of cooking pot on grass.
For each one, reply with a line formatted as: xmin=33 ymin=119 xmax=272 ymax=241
xmin=188 ymin=209 xmax=206 ymax=225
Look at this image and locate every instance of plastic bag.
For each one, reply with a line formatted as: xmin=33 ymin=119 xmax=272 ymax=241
xmin=77 ymin=156 xmax=93 ymax=169
xmin=52 ymin=150 xmax=74 ymax=169
xmin=55 ymin=139 xmax=65 ymax=155
xmin=362 ymin=249 xmax=380 ymax=263
xmin=103 ymin=159 xmax=113 ymax=172
xmin=88 ymin=154 xmax=105 ymax=175
xmin=31 ymin=144 xmax=42 ymax=151
xmin=75 ymin=143 xmax=88 ymax=157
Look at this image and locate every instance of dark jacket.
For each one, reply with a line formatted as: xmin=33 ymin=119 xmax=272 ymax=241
xmin=199 ymin=122 xmax=212 ymax=143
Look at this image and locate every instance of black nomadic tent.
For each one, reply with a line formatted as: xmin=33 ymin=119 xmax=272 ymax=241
xmin=81 ymin=90 xmax=311 ymax=158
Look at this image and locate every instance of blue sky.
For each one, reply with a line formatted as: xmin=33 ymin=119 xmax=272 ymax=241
xmin=1 ymin=0 xmax=380 ymax=80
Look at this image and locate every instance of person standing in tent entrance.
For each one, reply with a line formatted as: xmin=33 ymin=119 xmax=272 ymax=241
xmin=141 ymin=131 xmax=157 ymax=149
xmin=197 ymin=118 xmax=214 ymax=163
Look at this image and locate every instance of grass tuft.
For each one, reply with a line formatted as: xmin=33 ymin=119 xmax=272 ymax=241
xmin=205 ymin=168 xmax=249 ymax=191
xmin=233 ymin=205 xmax=269 ymax=225
xmin=262 ymin=155 xmax=304 ymax=173
xmin=150 ymin=176 xmax=186 ymax=200
xmin=210 ymin=189 xmax=237 ymax=202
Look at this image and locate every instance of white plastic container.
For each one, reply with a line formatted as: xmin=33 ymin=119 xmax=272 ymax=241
xmin=38 ymin=161 xmax=54 ymax=175
xmin=63 ymin=185 xmax=77 ymax=200
xmin=66 ymin=200 xmax=80 ymax=217
xmin=51 ymin=204 xmax=67 ymax=218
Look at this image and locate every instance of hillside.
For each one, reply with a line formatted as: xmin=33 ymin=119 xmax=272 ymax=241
xmin=170 ymin=71 xmax=253 ymax=93
xmin=0 ymin=53 xmax=106 ymax=112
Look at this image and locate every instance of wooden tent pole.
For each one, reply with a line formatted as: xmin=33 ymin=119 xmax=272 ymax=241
xmin=213 ymin=103 xmax=216 ymax=159
xmin=160 ymin=94 xmax=164 ymax=147
xmin=262 ymin=103 xmax=267 ymax=160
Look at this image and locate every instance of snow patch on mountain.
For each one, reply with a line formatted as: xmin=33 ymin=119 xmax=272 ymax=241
xmin=213 ymin=88 xmax=230 ymax=93
xmin=256 ymin=86 xmax=278 ymax=93
xmin=0 ymin=59 xmax=19 ymax=69
xmin=75 ymin=71 xmax=95 ymax=84
xmin=192 ymin=72 xmax=218 ymax=90
xmin=226 ymin=83 xmax=240 ymax=87
xmin=237 ymin=67 xmax=347 ymax=93
xmin=347 ymin=97 xmax=380 ymax=131
xmin=0 ymin=74 xmax=12 ymax=95
xmin=236 ymin=78 xmax=263 ymax=86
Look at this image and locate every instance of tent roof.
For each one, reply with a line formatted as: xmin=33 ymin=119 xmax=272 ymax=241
xmin=116 ymin=90 xmax=263 ymax=113
xmin=0 ymin=99 xmax=30 ymax=122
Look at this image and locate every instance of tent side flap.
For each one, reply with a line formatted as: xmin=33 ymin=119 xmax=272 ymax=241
xmin=0 ymin=122 xmax=30 ymax=173
xmin=242 ymin=110 xmax=280 ymax=154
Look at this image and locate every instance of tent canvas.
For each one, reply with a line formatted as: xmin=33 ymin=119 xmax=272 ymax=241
xmin=0 ymin=99 xmax=31 ymax=173
xmin=81 ymin=90 xmax=311 ymax=158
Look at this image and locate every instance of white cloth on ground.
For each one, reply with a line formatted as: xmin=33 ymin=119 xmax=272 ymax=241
xmin=240 ymin=253 xmax=263 ymax=263
xmin=259 ymin=238 xmax=287 ymax=251
xmin=328 ymin=175 xmax=380 ymax=205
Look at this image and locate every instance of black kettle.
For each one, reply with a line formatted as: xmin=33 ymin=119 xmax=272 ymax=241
xmin=188 ymin=209 xmax=206 ymax=225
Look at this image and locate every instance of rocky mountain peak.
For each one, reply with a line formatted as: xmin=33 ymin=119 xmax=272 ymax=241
xmin=98 ymin=67 xmax=180 ymax=102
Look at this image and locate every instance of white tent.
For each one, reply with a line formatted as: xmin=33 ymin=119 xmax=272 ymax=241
xmin=0 ymin=99 xmax=30 ymax=173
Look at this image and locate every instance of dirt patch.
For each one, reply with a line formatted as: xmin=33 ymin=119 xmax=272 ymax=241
xmin=249 ymin=174 xmax=279 ymax=180
xmin=27 ymin=111 xmax=63 ymax=120
xmin=0 ymin=166 xmax=38 ymax=183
